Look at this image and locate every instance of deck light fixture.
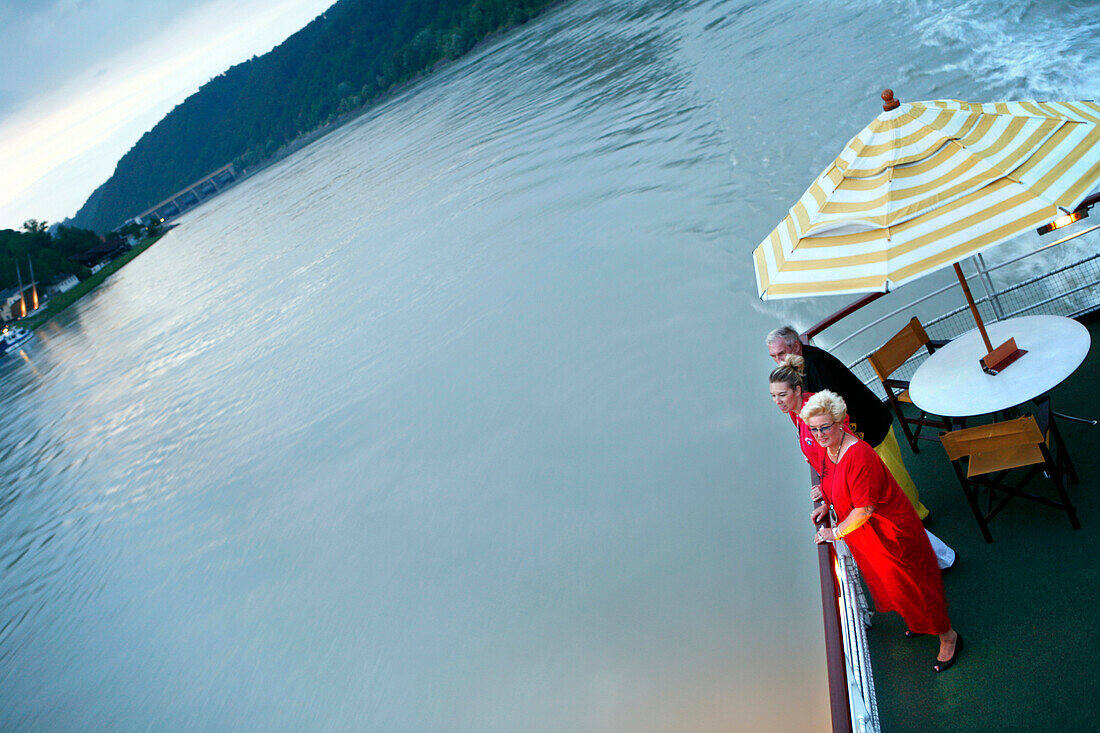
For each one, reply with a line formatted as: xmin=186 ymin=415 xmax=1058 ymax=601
xmin=1037 ymin=193 xmax=1099 ymax=236
xmin=1036 ymin=209 xmax=1087 ymax=235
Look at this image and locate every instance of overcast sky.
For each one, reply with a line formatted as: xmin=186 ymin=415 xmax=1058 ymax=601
xmin=0 ymin=0 xmax=337 ymax=230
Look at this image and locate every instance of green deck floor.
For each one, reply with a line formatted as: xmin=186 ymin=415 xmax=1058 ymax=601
xmin=864 ymin=314 xmax=1100 ymax=732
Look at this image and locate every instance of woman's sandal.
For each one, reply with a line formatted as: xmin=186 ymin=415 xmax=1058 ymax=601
xmin=904 ymin=629 xmax=923 ymax=639
xmin=933 ymin=633 xmax=963 ymax=672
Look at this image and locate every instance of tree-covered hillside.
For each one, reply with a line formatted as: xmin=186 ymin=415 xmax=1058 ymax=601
xmin=72 ymin=0 xmax=560 ymax=233
xmin=0 ymin=221 xmax=98 ymax=293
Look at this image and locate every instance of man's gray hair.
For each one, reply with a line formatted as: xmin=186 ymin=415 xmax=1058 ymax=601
xmin=765 ymin=325 xmax=801 ymax=348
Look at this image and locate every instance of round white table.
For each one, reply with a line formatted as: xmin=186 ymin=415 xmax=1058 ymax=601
xmin=907 ymin=315 xmax=1091 ymax=418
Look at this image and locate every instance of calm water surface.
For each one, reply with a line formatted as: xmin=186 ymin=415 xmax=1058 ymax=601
xmin=2 ymin=0 xmax=1097 ymax=729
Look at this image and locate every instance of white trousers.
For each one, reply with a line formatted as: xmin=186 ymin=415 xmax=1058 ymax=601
xmin=926 ymin=529 xmax=956 ymax=570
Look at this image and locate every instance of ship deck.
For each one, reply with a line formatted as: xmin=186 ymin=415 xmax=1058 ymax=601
xmin=866 ymin=313 xmax=1100 ymax=731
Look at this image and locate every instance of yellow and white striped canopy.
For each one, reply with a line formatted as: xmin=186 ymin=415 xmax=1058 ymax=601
xmin=753 ymin=98 xmax=1100 ymax=300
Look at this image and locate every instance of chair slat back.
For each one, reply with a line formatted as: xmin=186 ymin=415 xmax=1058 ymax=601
xmin=968 ymin=443 xmax=1045 ymax=476
xmin=869 ymin=317 xmax=931 ymax=381
xmin=939 ymin=416 xmax=1045 ymax=461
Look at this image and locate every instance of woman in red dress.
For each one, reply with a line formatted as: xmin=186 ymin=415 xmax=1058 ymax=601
xmin=802 ymin=390 xmax=963 ymax=672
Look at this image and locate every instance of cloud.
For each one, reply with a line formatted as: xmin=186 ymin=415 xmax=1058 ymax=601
xmin=0 ymin=0 xmax=336 ymax=228
xmin=0 ymin=2 xmax=183 ymax=117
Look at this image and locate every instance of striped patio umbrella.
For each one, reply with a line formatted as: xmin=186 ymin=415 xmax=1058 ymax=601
xmin=752 ymin=91 xmax=1100 ymax=303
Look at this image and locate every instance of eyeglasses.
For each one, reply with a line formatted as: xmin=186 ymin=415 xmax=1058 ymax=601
xmin=807 ymin=423 xmax=836 ymax=435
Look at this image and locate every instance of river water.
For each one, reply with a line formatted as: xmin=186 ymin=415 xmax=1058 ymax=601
xmin=2 ymin=0 xmax=1097 ymax=730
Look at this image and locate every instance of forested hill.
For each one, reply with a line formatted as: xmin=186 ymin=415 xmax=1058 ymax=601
xmin=71 ymin=0 xmax=560 ymax=233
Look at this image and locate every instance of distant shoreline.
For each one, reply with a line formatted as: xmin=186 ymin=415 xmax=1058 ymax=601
xmin=72 ymin=0 xmax=569 ymax=233
xmin=233 ymin=2 xmax=567 ymax=186
xmin=17 ymin=232 xmax=166 ymax=331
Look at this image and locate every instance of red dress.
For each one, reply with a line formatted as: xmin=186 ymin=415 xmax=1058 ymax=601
xmin=821 ymin=439 xmax=950 ymax=635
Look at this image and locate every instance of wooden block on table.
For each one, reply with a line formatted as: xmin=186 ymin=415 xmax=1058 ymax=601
xmin=981 ymin=338 xmax=1027 ymax=374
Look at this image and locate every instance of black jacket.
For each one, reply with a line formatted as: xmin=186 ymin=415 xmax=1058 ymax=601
xmin=801 ymin=343 xmax=891 ymax=447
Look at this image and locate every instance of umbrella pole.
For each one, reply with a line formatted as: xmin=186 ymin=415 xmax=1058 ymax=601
xmin=954 ymin=262 xmax=1027 ymax=373
xmin=953 ymin=263 xmax=993 ymax=352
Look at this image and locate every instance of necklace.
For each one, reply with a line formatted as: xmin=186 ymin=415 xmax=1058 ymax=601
xmin=828 ymin=435 xmax=845 ymax=462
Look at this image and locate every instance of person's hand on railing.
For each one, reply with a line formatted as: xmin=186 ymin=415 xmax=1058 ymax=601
xmin=811 ymin=502 xmax=830 ymax=526
xmin=810 ymin=484 xmax=823 ymax=502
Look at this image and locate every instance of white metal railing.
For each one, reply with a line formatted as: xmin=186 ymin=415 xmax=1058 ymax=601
xmin=835 ymin=540 xmax=879 ymax=733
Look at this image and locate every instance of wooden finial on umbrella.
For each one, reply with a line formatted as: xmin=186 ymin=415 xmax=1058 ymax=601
xmin=882 ymin=89 xmax=900 ymax=111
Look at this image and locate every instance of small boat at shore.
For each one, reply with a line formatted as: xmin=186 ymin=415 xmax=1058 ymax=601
xmin=0 ymin=325 xmax=33 ymax=356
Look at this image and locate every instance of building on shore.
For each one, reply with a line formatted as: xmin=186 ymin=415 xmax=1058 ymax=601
xmin=1 ymin=257 xmax=51 ymax=322
xmin=47 ymin=274 xmax=80 ymax=297
xmin=0 ymin=284 xmax=37 ymax=322
xmin=70 ymin=240 xmax=130 ymax=271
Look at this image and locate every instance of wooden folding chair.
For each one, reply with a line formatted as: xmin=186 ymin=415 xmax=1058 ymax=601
xmin=868 ymin=317 xmax=951 ymax=452
xmin=939 ymin=406 xmax=1080 ymax=542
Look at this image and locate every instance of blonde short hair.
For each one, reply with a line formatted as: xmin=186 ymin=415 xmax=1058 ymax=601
xmin=799 ymin=390 xmax=847 ymax=423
